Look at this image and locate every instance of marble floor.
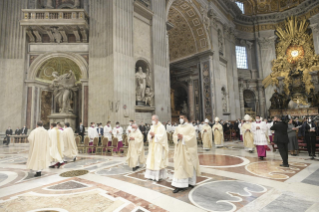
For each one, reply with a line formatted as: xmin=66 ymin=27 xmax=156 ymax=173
xmin=0 ymin=141 xmax=319 ymax=212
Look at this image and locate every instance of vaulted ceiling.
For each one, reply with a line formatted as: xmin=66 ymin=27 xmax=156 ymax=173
xmin=237 ymin=0 xmax=307 ymax=15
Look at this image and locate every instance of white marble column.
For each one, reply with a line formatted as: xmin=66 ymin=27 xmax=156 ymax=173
xmin=310 ymin=14 xmax=319 ymax=55
xmin=0 ymin=0 xmax=28 ymax=130
xmin=256 ymin=36 xmax=277 ymax=117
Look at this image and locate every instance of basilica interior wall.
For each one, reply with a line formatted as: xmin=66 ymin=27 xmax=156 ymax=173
xmin=0 ymin=0 xmax=28 ymax=131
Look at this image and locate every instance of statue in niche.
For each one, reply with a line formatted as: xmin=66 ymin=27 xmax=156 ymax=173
xmin=135 ymin=67 xmax=147 ymax=103
xmin=73 ymin=0 xmax=80 ymax=8
xmin=270 ymin=89 xmax=284 ymax=109
xmin=49 ymin=70 xmax=77 ymax=114
xmin=181 ymin=101 xmax=188 ymax=114
xmin=145 ymin=87 xmax=154 ymax=107
xmin=218 ymin=29 xmax=224 ymax=54
xmin=45 ymin=0 xmax=54 ymax=8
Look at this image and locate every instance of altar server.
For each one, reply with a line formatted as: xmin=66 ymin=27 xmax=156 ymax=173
xmin=48 ymin=123 xmax=64 ymax=168
xmin=242 ymin=114 xmax=254 ymax=152
xmin=27 ymin=121 xmax=51 ymax=177
xmin=145 ymin=115 xmax=169 ymax=181
xmin=238 ymin=120 xmax=244 ymax=141
xmin=104 ymin=121 xmax=113 ymax=150
xmin=112 ymin=122 xmax=124 ymax=152
xmin=172 ymin=114 xmax=200 ymax=193
xmin=251 ymin=115 xmax=268 ymax=160
xmin=126 ymin=124 xmax=145 ymax=171
xmin=201 ymin=119 xmax=213 ymax=150
xmin=212 ymin=117 xmax=224 ymax=148
xmin=63 ymin=122 xmax=78 ymax=162
xmin=126 ymin=120 xmax=134 ymax=137
xmin=88 ymin=122 xmax=99 ymax=153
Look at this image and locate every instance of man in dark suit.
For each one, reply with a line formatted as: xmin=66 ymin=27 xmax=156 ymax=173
xmin=270 ymin=116 xmax=289 ymax=167
xmin=5 ymin=127 xmax=13 ymax=146
xmin=78 ymin=122 xmax=85 ymax=142
xmin=97 ymin=123 xmax=104 ymax=145
xmin=303 ymin=117 xmax=317 ymax=157
xmin=234 ymin=119 xmax=240 ymax=140
xmin=20 ymin=125 xmax=28 ymax=135
xmin=14 ymin=127 xmax=20 ymax=135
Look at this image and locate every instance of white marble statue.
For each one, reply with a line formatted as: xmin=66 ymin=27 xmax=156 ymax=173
xmin=145 ymin=87 xmax=154 ymax=107
xmin=52 ymin=28 xmax=62 ymax=43
xmin=135 ymin=67 xmax=147 ymax=102
xmin=46 ymin=0 xmax=54 ymax=8
xmin=50 ymin=70 xmax=77 ymax=114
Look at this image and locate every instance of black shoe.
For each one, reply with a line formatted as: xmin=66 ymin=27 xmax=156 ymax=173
xmin=34 ymin=172 xmax=41 ymax=177
xmin=73 ymin=157 xmax=77 ymax=162
xmin=49 ymin=165 xmax=56 ymax=169
xmin=189 ymin=184 xmax=194 ymax=188
xmin=57 ymin=162 xmax=65 ymax=169
xmin=260 ymin=157 xmax=264 ymax=160
xmin=132 ymin=168 xmax=136 ymax=171
xmin=280 ymin=164 xmax=289 ymax=167
xmin=173 ymin=188 xmax=186 ymax=193
xmin=136 ymin=166 xmax=140 ymax=169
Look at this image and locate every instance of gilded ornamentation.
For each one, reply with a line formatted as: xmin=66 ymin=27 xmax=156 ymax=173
xmin=36 ymin=57 xmax=82 ymax=82
xmin=238 ymin=0 xmax=306 ymax=15
xmin=263 ymin=16 xmax=319 ymax=106
xmin=168 ymin=0 xmax=210 ymax=61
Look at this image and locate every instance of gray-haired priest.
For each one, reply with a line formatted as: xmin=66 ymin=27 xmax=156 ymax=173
xmin=144 ymin=115 xmax=169 ymax=181
xmin=126 ymin=124 xmax=145 ymax=171
xmin=26 ymin=121 xmax=51 ymax=177
xmin=171 ymin=114 xmax=201 ymax=193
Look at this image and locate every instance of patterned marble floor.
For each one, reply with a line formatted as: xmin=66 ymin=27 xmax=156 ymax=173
xmin=0 ymin=142 xmax=319 ymax=212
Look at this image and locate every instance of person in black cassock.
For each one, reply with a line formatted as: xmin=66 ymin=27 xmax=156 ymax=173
xmin=5 ymin=127 xmax=13 ymax=146
xmin=304 ymin=117 xmax=317 ymax=157
xmin=270 ymin=115 xmax=289 ymax=167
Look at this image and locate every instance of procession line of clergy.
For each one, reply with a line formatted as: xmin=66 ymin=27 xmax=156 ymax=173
xmin=27 ymin=121 xmax=78 ymax=177
xmin=126 ymin=114 xmax=200 ymax=193
xmin=200 ymin=117 xmax=224 ymax=150
xmin=240 ymin=114 xmax=270 ymax=159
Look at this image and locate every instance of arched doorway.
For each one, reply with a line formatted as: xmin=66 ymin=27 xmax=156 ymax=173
xmin=26 ymin=53 xmax=88 ymax=130
xmin=243 ymin=90 xmax=256 ymax=118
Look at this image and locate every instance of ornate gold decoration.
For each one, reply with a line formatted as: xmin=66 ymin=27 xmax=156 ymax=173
xmin=237 ymin=0 xmax=306 ymax=15
xmin=36 ymin=57 xmax=82 ymax=83
xmin=286 ymin=45 xmax=305 ymax=63
xmin=168 ymin=0 xmax=209 ymax=62
xmin=263 ymin=16 xmax=319 ymax=96
xmin=235 ymin=4 xmax=319 ymax=33
xmin=60 ymin=170 xmax=89 ymax=177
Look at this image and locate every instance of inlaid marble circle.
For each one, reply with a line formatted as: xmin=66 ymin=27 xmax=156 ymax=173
xmin=199 ymin=154 xmax=250 ymax=168
xmin=245 ymin=161 xmax=307 ymax=179
xmin=96 ymin=164 xmax=132 ymax=176
xmin=189 ymin=180 xmax=267 ymax=212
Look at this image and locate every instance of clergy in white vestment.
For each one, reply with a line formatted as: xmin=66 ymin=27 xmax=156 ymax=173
xmin=212 ymin=117 xmax=224 ymax=147
xmin=145 ymin=115 xmax=169 ymax=181
xmin=201 ymin=119 xmax=213 ymax=150
xmin=126 ymin=124 xmax=145 ymax=171
xmin=193 ymin=123 xmax=199 ymax=139
xmin=251 ymin=115 xmax=268 ymax=159
xmin=88 ymin=122 xmax=99 ymax=153
xmin=48 ymin=123 xmax=64 ymax=168
xmin=63 ymin=122 xmax=78 ymax=162
xmin=172 ymin=114 xmax=201 ymax=193
xmin=104 ymin=121 xmax=113 ymax=150
xmin=27 ymin=121 xmax=51 ymax=177
xmin=112 ymin=122 xmax=124 ymax=152
xmin=242 ymin=114 xmax=255 ymax=152
xmin=238 ymin=120 xmax=244 ymax=141
xmin=126 ymin=120 xmax=134 ymax=137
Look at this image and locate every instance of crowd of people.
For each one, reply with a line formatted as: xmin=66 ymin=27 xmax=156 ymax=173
xmin=16 ymin=113 xmax=319 ymax=194
xmin=4 ymin=125 xmax=28 ymax=145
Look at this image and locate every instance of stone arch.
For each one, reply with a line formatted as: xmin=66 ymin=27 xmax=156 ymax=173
xmin=167 ymin=0 xmax=211 ymax=62
xmin=243 ymin=89 xmax=257 ymax=111
xmin=27 ymin=52 xmax=88 ymax=82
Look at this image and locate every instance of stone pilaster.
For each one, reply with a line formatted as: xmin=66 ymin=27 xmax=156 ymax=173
xmin=310 ymin=14 xmax=319 ymax=55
